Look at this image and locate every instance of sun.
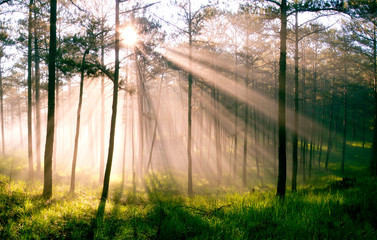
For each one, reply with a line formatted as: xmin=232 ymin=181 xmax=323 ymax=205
xmin=120 ymin=26 xmax=138 ymax=46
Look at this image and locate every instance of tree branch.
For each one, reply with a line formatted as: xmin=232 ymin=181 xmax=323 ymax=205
xmin=120 ymin=1 xmax=160 ymax=14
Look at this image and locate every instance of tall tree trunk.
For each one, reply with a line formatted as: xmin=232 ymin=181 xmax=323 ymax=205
xmin=187 ymin=0 xmax=193 ymax=196
xmin=215 ymin=90 xmax=222 ymax=184
xmin=242 ymin=105 xmax=248 ymax=187
xmin=53 ymin=69 xmax=59 ymax=174
xmin=341 ymin=66 xmax=347 ymax=175
xmin=0 ymin=60 xmax=4 ymax=157
xmin=34 ymin=7 xmax=41 ymax=174
xmin=70 ymin=51 xmax=88 ymax=193
xmin=43 ymin=0 xmax=56 ymax=199
xmin=100 ymin=20 xmax=105 ymax=184
xmin=253 ymin=108 xmax=260 ymax=180
xmin=121 ymin=91 xmax=127 ymax=189
xmin=136 ymin=56 xmax=144 ymax=177
xmin=233 ymin=41 xmax=238 ymax=178
xmin=325 ymin=79 xmax=335 ymax=169
xmin=131 ymin=95 xmax=136 ymax=193
xmin=27 ymin=0 xmax=34 ymax=179
xmin=277 ymin=0 xmax=287 ymax=198
xmin=370 ymin=25 xmax=377 ymax=176
xmin=98 ymin=0 xmax=120 ymax=215
xmin=292 ymin=9 xmax=299 ymax=192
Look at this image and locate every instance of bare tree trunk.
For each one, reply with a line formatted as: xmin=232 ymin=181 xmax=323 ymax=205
xmin=291 ymin=9 xmax=299 ymax=192
xmin=341 ymin=66 xmax=347 ymax=175
xmin=0 ymin=60 xmax=4 ymax=157
xmin=121 ymin=91 xmax=127 ymax=189
xmin=370 ymin=25 xmax=377 ymax=176
xmin=277 ymin=0 xmax=287 ymax=198
xmin=243 ymin=104 xmax=248 ymax=187
xmin=70 ymin=51 xmax=88 ymax=193
xmin=34 ymin=7 xmax=41 ymax=174
xmin=187 ymin=1 xmax=193 ymax=196
xmin=27 ymin=0 xmax=34 ymax=179
xmin=53 ymin=69 xmax=59 ymax=174
xmin=325 ymin=79 xmax=335 ymax=169
xmin=43 ymin=0 xmax=56 ymax=199
xmin=100 ymin=20 xmax=105 ymax=184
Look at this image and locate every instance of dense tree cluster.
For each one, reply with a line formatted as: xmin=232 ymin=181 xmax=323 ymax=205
xmin=0 ymin=0 xmax=375 ymax=219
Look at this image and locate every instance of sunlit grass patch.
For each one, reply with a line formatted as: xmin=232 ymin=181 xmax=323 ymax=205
xmin=1 ymin=173 xmax=376 ymax=239
xmin=347 ymin=141 xmax=372 ymax=149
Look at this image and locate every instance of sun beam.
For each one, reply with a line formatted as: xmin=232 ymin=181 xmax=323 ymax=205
xmin=120 ymin=26 xmax=138 ymax=46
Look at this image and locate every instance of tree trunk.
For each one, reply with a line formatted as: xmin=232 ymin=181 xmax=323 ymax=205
xmin=100 ymin=0 xmax=119 ymax=202
xmin=0 ymin=60 xmax=4 ymax=157
xmin=242 ymin=105 xmax=248 ymax=187
xmin=43 ymin=0 xmax=56 ymax=199
xmin=53 ymin=69 xmax=59 ymax=174
xmin=277 ymin=0 xmax=287 ymax=198
xmin=341 ymin=66 xmax=347 ymax=175
xmin=325 ymin=80 xmax=335 ymax=169
xmin=70 ymin=51 xmax=88 ymax=193
xmin=121 ymin=91 xmax=127 ymax=189
xmin=292 ymin=9 xmax=299 ymax=192
xmin=187 ymin=1 xmax=193 ymax=196
xmin=34 ymin=7 xmax=41 ymax=175
xmin=233 ymin=41 xmax=238 ymax=178
xmin=100 ymin=20 xmax=105 ymax=184
xmin=27 ymin=0 xmax=34 ymax=179
xmin=370 ymin=25 xmax=377 ymax=176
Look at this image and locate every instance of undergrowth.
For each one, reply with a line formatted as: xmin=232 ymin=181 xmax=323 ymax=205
xmin=0 ymin=173 xmax=376 ymax=239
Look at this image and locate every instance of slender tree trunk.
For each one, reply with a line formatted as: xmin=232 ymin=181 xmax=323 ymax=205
xmin=100 ymin=20 xmax=105 ymax=184
xmin=34 ymin=8 xmax=41 ymax=174
xmin=277 ymin=0 xmax=287 ymax=198
xmin=135 ymin=57 xmax=144 ymax=177
xmin=370 ymin=25 xmax=377 ymax=176
xmin=233 ymin=41 xmax=238 ymax=178
xmin=53 ymin=69 xmax=59 ymax=174
xmin=27 ymin=0 xmax=34 ymax=179
xmin=100 ymin=0 xmax=119 ymax=203
xmin=341 ymin=63 xmax=348 ymax=175
xmin=342 ymin=82 xmax=347 ymax=175
xmin=242 ymin=105 xmax=248 ymax=187
xmin=292 ymin=10 xmax=299 ymax=192
xmin=131 ymin=95 xmax=136 ymax=193
xmin=318 ymin=103 xmax=325 ymax=166
xmin=187 ymin=1 xmax=193 ymax=196
xmin=70 ymin=51 xmax=88 ymax=193
xmin=0 ymin=60 xmax=4 ymax=157
xmin=147 ymin=74 xmax=164 ymax=172
xmin=43 ymin=0 xmax=56 ymax=199
xmin=121 ymin=91 xmax=127 ymax=188
xmin=325 ymin=80 xmax=335 ymax=169
xmin=216 ymin=90 xmax=222 ymax=184
xmin=253 ymin=108 xmax=260 ymax=179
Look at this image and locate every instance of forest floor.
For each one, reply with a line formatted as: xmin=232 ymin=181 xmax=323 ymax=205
xmin=0 ymin=143 xmax=377 ymax=239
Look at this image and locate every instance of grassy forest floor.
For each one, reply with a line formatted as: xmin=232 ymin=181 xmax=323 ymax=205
xmin=0 ymin=142 xmax=377 ymax=239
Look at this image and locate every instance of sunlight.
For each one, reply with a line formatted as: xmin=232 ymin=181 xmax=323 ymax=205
xmin=120 ymin=26 xmax=138 ymax=46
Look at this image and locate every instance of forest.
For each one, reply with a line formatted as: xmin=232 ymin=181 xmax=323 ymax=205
xmin=0 ymin=0 xmax=377 ymax=239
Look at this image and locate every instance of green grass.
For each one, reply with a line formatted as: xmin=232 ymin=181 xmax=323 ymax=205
xmin=0 ymin=173 xmax=376 ymax=239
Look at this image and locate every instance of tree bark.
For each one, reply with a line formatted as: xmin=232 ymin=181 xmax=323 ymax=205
xmin=277 ymin=0 xmax=287 ymax=198
xmin=325 ymin=79 xmax=335 ymax=169
xmin=187 ymin=0 xmax=193 ymax=196
xmin=27 ymin=0 xmax=34 ymax=179
xmin=292 ymin=9 xmax=299 ymax=192
xmin=70 ymin=51 xmax=88 ymax=193
xmin=242 ymin=105 xmax=248 ymax=187
xmin=0 ymin=60 xmax=4 ymax=157
xmin=43 ymin=0 xmax=56 ymax=199
xmin=34 ymin=6 xmax=41 ymax=175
